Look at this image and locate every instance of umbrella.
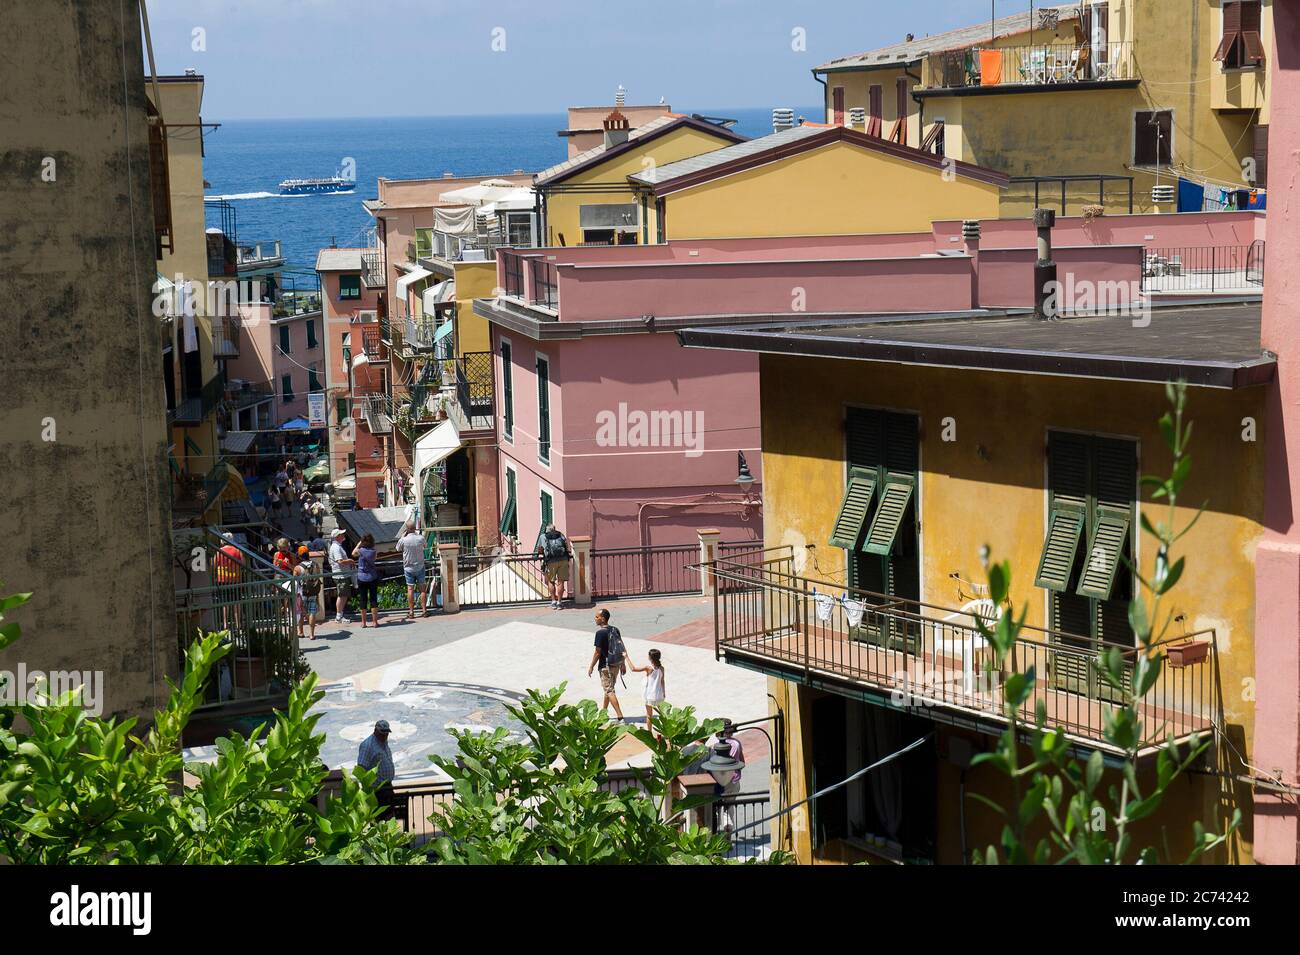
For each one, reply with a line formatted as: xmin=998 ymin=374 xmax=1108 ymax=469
xmin=280 ymin=417 xmax=310 ymax=431
xmin=438 ymin=179 xmax=522 ymax=205
xmin=303 ymin=459 xmax=331 ymax=484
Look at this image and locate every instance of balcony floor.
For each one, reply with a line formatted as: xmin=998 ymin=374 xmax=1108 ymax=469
xmin=721 ymin=623 xmax=1213 ymax=758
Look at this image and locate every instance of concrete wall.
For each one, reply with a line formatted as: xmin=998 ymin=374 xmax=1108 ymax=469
xmin=0 ymin=0 xmax=176 ymax=718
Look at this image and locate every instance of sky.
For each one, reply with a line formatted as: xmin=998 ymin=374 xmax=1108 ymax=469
xmin=145 ymin=0 xmax=1038 ymax=119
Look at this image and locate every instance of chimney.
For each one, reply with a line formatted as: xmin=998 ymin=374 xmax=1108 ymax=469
xmin=603 ymin=109 xmax=630 ymax=149
xmin=1033 ymin=208 xmax=1058 ymax=320
xmin=772 ymin=107 xmax=795 ymax=133
xmin=615 ymin=85 xmax=626 ymax=108
xmin=962 ymin=219 xmax=981 ymax=309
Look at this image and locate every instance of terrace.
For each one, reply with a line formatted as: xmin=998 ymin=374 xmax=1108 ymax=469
xmin=919 ymin=41 xmax=1137 ymax=93
xmin=704 ymin=553 xmax=1219 ymax=759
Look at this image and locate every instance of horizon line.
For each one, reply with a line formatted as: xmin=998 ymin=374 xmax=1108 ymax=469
xmin=208 ymin=105 xmax=825 ymax=123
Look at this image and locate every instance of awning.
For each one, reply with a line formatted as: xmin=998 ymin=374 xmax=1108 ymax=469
xmin=280 ymin=416 xmax=311 ymax=431
xmin=396 ymin=266 xmax=433 ymax=299
xmin=478 ymin=188 xmax=535 ymax=215
xmin=333 ymin=475 xmax=357 ymax=492
xmin=221 ymin=430 xmax=258 ymax=454
xmin=213 ymin=463 xmax=251 ymax=506
xmin=434 ymin=205 xmax=476 ymax=235
xmin=438 ymin=179 xmax=519 ymax=205
xmin=413 ymin=418 xmax=462 ymax=492
xmin=422 ymin=280 xmax=455 ymax=313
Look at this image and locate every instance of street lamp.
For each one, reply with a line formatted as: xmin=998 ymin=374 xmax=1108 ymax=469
xmin=701 ymin=739 xmax=746 ymax=788
xmin=735 ymin=451 xmax=754 ymax=488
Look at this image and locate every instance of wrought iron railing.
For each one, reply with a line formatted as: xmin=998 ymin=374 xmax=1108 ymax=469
xmin=502 ymin=250 xmax=525 ymax=297
xmin=590 ymin=545 xmax=701 ymax=599
xmin=1141 ymin=245 xmax=1262 ymax=293
xmin=704 ymin=556 xmax=1218 ymax=755
xmin=454 ymin=351 xmax=494 ymax=432
xmin=530 ymin=258 xmax=558 ymax=309
xmin=361 ymin=249 xmax=385 ymax=288
xmin=924 ymin=41 xmax=1135 ymax=90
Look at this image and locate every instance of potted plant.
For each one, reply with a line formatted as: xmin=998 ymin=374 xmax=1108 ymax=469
xmin=1166 ymin=637 xmax=1210 ymax=668
xmin=232 ymin=625 xmax=272 ymax=692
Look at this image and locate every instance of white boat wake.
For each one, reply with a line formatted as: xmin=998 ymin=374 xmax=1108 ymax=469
xmin=204 ymin=190 xmax=355 ymax=201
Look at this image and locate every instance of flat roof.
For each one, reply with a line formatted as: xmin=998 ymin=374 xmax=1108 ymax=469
xmin=315 ymin=248 xmax=364 ymax=272
xmin=677 ymin=300 xmax=1272 ymax=389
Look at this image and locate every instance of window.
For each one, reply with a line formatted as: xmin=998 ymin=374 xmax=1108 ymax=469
xmin=308 ymin=366 xmax=321 ymax=392
xmin=347 ymin=452 xmax=355 ymax=473
xmin=499 ymin=467 xmax=518 ymax=537
xmin=921 ymin=119 xmax=945 ymax=157
xmin=830 ymin=408 xmax=920 ymax=649
xmin=342 ymin=332 xmax=351 ymax=371
xmin=866 ymin=84 xmax=883 ymax=138
xmin=278 ymin=325 xmax=291 ymax=355
xmin=579 ymin=204 xmax=638 ymax=246
xmin=281 ymin=374 xmax=294 ymax=403
xmin=500 ymin=339 xmax=514 ymax=440
xmin=1036 ymin=431 xmax=1136 ymax=700
xmin=831 ymin=86 xmax=845 ymax=125
xmin=306 ymin=319 xmax=318 ymax=349
xmin=893 ymin=77 xmax=909 ymax=145
xmin=1253 ymin=124 xmax=1269 ymax=189
xmin=1215 ymin=1 xmax=1264 ymax=70
xmin=536 ymin=355 xmax=551 ymax=464
xmin=336 ymin=397 xmax=348 ymax=426
xmin=338 ymin=274 xmax=361 ymax=300
xmin=1134 ymin=110 xmax=1173 ymax=167
xmin=535 ymin=489 xmax=554 ymax=553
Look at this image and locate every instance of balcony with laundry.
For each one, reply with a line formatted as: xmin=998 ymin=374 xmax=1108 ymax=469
xmin=703 ymin=551 xmax=1219 ymax=759
xmin=415 ymin=179 xmax=538 ymax=275
xmin=920 ymin=39 xmax=1136 ymax=92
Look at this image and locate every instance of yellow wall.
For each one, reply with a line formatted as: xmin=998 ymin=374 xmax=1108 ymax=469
xmin=758 ymin=354 xmax=1262 ymax=863
xmin=822 ymin=0 xmax=1271 ymax=217
xmin=661 ymin=139 xmax=1002 ymax=239
xmin=151 ymin=79 xmax=220 ymax=491
xmin=543 ymin=125 xmax=735 ymax=246
xmin=451 ymin=260 xmax=499 ymax=355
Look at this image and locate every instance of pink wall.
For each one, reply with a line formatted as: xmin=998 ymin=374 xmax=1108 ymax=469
xmin=495 ymin=328 xmax=762 ymax=550
xmin=1253 ymin=10 xmax=1300 ymax=866
xmin=316 ymin=264 xmax=382 ymax=498
xmin=934 ymin=211 xmax=1264 ymax=251
xmin=976 ymin=245 xmax=1145 ymax=308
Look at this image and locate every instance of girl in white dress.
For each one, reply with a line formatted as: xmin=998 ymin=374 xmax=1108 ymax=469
xmin=628 ymin=648 xmax=666 ymax=740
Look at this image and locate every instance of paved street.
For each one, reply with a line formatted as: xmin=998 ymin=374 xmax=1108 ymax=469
xmin=303 ymin=596 xmax=771 ymax=782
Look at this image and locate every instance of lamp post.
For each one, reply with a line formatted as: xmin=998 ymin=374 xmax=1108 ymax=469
xmin=701 ymin=740 xmax=746 ymax=788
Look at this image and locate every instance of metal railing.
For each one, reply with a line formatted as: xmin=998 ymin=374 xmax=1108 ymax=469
xmin=530 ymin=258 xmax=558 ymax=309
xmin=431 ymin=227 xmax=507 ymax=262
xmin=211 ymin=314 xmax=241 ymax=358
xmin=361 ymin=249 xmax=385 ymax=288
xmin=454 ymin=351 xmax=494 ymax=432
xmin=236 ymin=240 xmax=283 ymax=267
xmin=457 ymin=553 xmax=552 ymax=606
xmin=1006 ymin=174 xmax=1135 ymax=215
xmin=710 ymin=792 xmax=772 ymax=860
xmin=590 ymin=545 xmax=701 ymax=599
xmin=358 ymin=393 xmax=393 ymax=434
xmin=925 ymin=41 xmax=1135 ymax=90
xmin=226 ymin=380 xmax=274 ymax=410
xmin=706 ymin=556 xmax=1218 ymax=755
xmin=502 ymin=250 xmax=525 ymax=297
xmin=362 ymin=326 xmax=383 ymax=359
xmin=1141 ymin=245 xmax=1263 ymax=294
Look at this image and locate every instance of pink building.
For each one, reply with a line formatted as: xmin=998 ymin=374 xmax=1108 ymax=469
xmin=477 ymin=208 xmax=1265 ymax=554
xmin=228 ymin=301 xmax=325 ymax=429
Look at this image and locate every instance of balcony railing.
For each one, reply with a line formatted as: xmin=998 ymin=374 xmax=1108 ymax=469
xmin=236 ymin=240 xmax=283 ymax=268
xmin=501 ymin=250 xmax=525 ymax=297
xmin=923 ymin=41 xmax=1135 ymax=91
xmin=358 ymin=393 xmax=393 ymax=434
xmin=173 ymin=374 xmax=226 ymax=425
xmin=362 ymin=326 xmax=384 ymax=359
xmin=429 ymin=227 xmax=510 ymax=263
xmin=212 ymin=314 xmax=241 ymax=358
xmin=704 ymin=554 xmax=1218 ymax=757
xmin=530 ymin=258 xmax=558 ymax=309
xmin=1141 ymin=244 xmax=1264 ymax=294
xmin=361 ymin=249 xmax=385 ymax=289
xmin=453 ymin=351 xmax=494 ymax=433
xmin=225 ymin=380 xmax=275 ymax=410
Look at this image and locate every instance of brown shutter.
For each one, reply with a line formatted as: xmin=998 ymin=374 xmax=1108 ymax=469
xmin=1242 ymin=1 xmax=1264 ymax=65
xmin=1254 ymin=124 xmax=1269 ymax=189
xmin=867 ymin=85 xmax=883 ymax=137
xmin=896 ymin=77 xmax=909 ymax=144
xmin=1215 ymin=1 xmax=1242 ymax=62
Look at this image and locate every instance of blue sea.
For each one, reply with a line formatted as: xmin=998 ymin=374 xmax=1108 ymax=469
xmin=201 ymin=107 xmax=820 ymax=275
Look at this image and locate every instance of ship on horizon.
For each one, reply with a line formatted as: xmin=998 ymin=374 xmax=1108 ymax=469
xmin=278 ymin=176 xmax=353 ymax=196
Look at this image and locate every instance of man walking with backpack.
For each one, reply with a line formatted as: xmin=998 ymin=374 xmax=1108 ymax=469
xmin=587 ymin=608 xmax=625 ymax=719
xmin=536 ymin=523 xmax=572 ymax=609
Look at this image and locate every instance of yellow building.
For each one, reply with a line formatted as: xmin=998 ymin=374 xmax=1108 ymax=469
xmin=534 ymin=112 xmax=745 ymax=247
xmin=628 ymin=124 xmax=1005 ymax=238
xmin=681 ymin=299 xmax=1267 ymax=864
xmin=149 ymin=74 xmax=237 ymax=528
xmin=815 ymin=1 xmax=1273 ymax=215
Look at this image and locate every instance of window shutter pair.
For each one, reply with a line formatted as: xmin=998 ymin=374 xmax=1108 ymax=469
xmin=1034 ymin=434 xmax=1133 ymax=600
xmin=1215 ymin=2 xmax=1264 ymax=66
xmin=830 ymin=410 xmax=917 ymax=556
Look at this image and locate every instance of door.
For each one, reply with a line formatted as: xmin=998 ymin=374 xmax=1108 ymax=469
xmin=831 ymin=86 xmax=845 ymax=125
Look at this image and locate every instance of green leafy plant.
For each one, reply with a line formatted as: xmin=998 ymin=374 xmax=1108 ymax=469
xmin=427 ymin=685 xmax=746 ymax=864
xmin=971 ymin=381 xmax=1239 ymax=864
xmin=0 ymin=623 xmax=416 ymax=864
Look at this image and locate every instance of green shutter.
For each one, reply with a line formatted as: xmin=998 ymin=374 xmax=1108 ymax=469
xmin=184 ymin=434 xmax=203 ymax=456
xmin=279 ymin=326 xmax=291 ymax=354
xmin=306 ymin=320 xmax=317 ymax=349
xmin=1077 ymin=510 xmax=1130 ymax=599
xmin=1050 ymin=591 xmax=1095 ymax=693
xmin=501 ymin=341 xmax=514 ymax=438
xmin=308 ymin=368 xmax=321 ymax=392
xmin=1034 ymin=507 xmax=1085 ymax=591
xmin=499 ymin=495 xmax=516 ymax=536
xmin=536 ymin=357 xmax=550 ymax=462
xmin=336 ymin=397 xmax=348 ymax=423
xmin=862 ymin=477 xmax=913 ymax=555
xmin=829 ymin=467 xmax=877 ymax=549
xmin=168 ymin=454 xmax=182 ymax=477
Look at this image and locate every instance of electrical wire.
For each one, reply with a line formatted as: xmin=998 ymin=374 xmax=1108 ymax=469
xmin=730 ymin=732 xmax=934 ymax=835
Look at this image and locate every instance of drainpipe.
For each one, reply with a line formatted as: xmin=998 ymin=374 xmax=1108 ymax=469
xmin=810 ymin=68 xmax=827 ymax=122
xmin=1033 ymin=207 xmax=1057 ymax=320
xmin=962 ymin=219 xmax=981 ymax=309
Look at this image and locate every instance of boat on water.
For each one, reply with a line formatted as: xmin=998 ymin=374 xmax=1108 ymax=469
xmin=278 ymin=177 xmax=353 ymax=196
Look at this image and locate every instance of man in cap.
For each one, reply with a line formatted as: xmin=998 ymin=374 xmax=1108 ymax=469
xmin=357 ymin=719 xmax=401 ymax=825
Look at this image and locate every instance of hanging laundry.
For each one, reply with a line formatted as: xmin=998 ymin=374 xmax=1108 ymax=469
xmin=813 ymin=590 xmax=835 ymax=623
xmin=181 ymin=281 xmax=198 ymax=353
xmin=1176 ymin=177 xmax=1205 ymax=213
xmin=841 ymin=595 xmax=865 ymax=629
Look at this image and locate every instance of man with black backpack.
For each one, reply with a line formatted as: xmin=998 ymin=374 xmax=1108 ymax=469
xmin=536 ymin=523 xmax=572 ymax=609
xmin=587 ymin=608 xmax=625 ymax=719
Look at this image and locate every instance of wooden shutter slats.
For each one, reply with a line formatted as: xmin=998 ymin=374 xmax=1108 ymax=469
xmin=1034 ymin=509 xmax=1086 ymax=592
xmin=1077 ymin=511 xmax=1131 ymax=599
xmin=829 ymin=469 xmax=878 ymax=549
xmin=862 ymin=479 xmax=914 ymax=555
